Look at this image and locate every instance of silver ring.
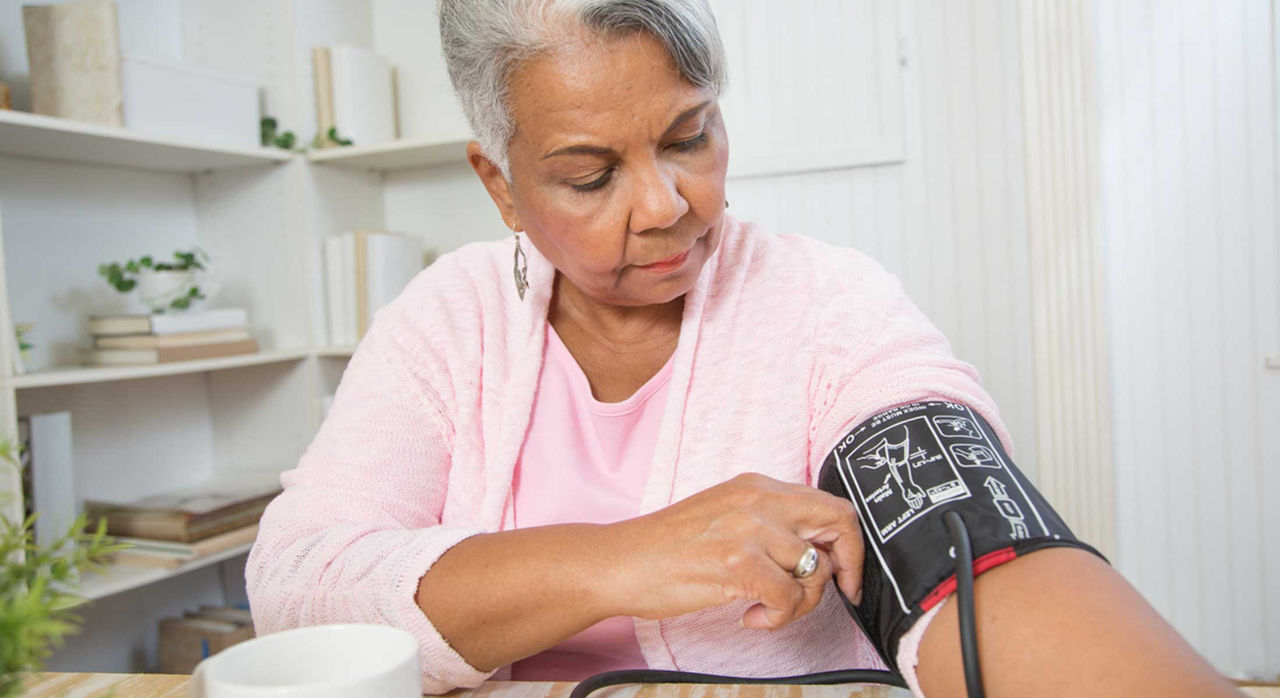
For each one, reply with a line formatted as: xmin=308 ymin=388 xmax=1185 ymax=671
xmin=792 ymin=545 xmax=819 ymax=579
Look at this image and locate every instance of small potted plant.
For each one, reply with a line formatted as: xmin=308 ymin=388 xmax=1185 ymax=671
xmin=0 ymin=438 xmax=123 ymax=696
xmin=13 ymin=324 xmax=33 ymax=366
xmin=97 ymin=247 xmax=218 ymax=314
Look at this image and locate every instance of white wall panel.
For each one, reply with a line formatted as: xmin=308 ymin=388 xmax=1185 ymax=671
xmin=1097 ymin=0 xmax=1279 ymax=678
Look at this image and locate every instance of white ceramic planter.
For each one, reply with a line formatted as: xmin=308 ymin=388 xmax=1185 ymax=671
xmin=135 ymin=269 xmax=197 ymax=313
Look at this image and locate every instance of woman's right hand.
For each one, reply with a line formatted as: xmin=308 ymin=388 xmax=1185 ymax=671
xmin=603 ymin=472 xmax=865 ymax=631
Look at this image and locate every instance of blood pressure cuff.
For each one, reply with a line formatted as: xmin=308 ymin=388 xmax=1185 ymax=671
xmin=816 ymin=401 xmax=1107 ymax=675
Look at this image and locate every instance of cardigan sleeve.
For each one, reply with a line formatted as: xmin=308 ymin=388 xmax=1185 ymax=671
xmin=245 ymin=298 xmax=495 ymax=694
xmin=806 ymin=252 xmax=1014 ymax=487
xmin=804 ymin=253 xmax=1013 ymax=698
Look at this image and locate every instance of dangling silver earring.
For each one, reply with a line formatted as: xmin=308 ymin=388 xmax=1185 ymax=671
xmin=512 ymin=230 xmax=529 ymax=301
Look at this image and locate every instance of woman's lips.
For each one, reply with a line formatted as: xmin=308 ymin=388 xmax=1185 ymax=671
xmin=636 ymin=249 xmax=690 ymax=273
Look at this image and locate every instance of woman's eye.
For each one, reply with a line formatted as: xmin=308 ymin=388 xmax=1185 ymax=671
xmin=669 ymin=132 xmax=708 ymax=152
xmin=570 ymin=168 xmax=614 ymax=193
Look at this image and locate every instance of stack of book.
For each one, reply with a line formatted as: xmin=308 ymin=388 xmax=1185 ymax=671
xmin=85 ymin=469 xmax=281 ymax=567
xmin=105 ymin=524 xmax=262 ymax=570
xmin=158 ymin=604 xmax=256 ymax=673
xmin=324 ymin=230 xmax=426 ymax=345
xmin=82 ymin=307 xmax=258 ymax=366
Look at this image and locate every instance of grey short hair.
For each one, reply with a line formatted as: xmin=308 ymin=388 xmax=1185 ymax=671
xmin=439 ymin=0 xmax=727 ymax=179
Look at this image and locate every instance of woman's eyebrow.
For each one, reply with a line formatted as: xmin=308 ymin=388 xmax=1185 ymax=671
xmin=542 ymin=144 xmax=616 ymax=160
xmin=660 ymin=100 xmax=712 ymax=138
xmin=541 ymin=100 xmax=713 ymax=160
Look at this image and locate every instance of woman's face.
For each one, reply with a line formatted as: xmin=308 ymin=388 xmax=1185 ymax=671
xmin=471 ymin=31 xmax=729 ymax=308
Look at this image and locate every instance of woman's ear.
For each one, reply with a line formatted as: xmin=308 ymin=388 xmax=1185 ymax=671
xmin=467 ymin=142 xmax=521 ymax=231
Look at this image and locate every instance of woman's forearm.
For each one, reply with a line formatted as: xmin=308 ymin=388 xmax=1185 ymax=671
xmin=415 ymin=523 xmax=625 ymax=672
xmin=415 ymin=473 xmax=868 ymax=674
xmin=915 ymin=547 xmax=1242 ymax=697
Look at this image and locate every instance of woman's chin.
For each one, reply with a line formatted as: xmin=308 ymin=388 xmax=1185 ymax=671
xmin=622 ymin=244 xmax=711 ymax=306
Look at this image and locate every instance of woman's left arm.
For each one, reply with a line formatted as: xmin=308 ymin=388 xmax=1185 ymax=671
xmin=809 ymin=254 xmax=1241 ymax=697
xmin=914 ymin=547 xmax=1241 ymax=697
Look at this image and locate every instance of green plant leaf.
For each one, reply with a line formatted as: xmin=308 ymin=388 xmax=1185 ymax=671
xmin=326 ymin=127 xmax=353 ymax=146
xmin=260 ymin=116 xmax=279 ymax=147
xmin=0 ymin=441 xmax=121 ymax=693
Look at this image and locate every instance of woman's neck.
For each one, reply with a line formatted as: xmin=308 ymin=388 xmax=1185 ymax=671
xmin=548 ymin=274 xmax=683 ymax=351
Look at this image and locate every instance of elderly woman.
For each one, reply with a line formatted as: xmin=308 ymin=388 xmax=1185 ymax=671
xmin=247 ymin=2 xmax=1240 ymax=697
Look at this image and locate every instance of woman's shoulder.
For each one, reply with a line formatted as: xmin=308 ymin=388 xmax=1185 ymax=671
xmin=716 ymin=217 xmax=906 ymax=322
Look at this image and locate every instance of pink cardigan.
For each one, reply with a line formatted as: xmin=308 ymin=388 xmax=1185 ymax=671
xmin=245 ymin=214 xmax=1011 ymax=694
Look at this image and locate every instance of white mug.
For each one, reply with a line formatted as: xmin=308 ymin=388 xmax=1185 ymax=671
xmin=188 ymin=623 xmax=421 ymax=698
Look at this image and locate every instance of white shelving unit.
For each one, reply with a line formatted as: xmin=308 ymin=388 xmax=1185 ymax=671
xmin=0 ymin=109 xmax=292 ymax=173
xmin=74 ymin=542 xmax=258 ymax=604
xmin=312 ymin=345 xmax=356 ymax=358
xmin=5 ymin=347 xmax=313 ymax=390
xmin=0 ymin=0 xmax=480 ymax=674
xmin=307 ymin=137 xmax=470 ymax=171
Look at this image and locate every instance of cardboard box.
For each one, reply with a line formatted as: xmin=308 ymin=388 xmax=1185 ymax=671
xmin=157 ymin=614 xmax=254 ymax=674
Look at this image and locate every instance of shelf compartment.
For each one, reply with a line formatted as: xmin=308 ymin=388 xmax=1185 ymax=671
xmin=74 ymin=541 xmax=254 ymax=604
xmin=0 ymin=109 xmax=292 ymax=173
xmin=6 ymin=348 xmax=312 ymax=389
xmin=306 ymin=137 xmax=470 ymax=171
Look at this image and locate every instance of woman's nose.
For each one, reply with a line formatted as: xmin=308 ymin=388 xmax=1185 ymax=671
xmin=628 ymin=161 xmax=689 ymax=233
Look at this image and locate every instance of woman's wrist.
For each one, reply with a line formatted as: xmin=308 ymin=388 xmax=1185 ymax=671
xmin=586 ymin=516 xmax=655 ymax=620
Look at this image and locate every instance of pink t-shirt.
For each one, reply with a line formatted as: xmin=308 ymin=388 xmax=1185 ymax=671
xmin=509 ymin=325 xmax=675 ymax=680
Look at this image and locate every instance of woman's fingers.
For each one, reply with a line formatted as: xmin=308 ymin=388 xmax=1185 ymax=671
xmin=623 ymin=473 xmax=864 ymax=628
xmin=744 ymin=521 xmax=837 ymax=629
xmin=819 ymin=508 xmax=865 ymax=603
xmin=739 ymin=554 xmax=804 ymax=630
xmin=759 ymin=482 xmax=865 ymax=603
xmin=739 ymin=545 xmax=834 ymax=630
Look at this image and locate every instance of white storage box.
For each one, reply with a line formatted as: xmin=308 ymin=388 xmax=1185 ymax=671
xmin=121 ymin=55 xmax=261 ymax=149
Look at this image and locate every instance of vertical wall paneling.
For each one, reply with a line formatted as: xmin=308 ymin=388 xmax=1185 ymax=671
xmin=1019 ymin=1 xmax=1116 ymax=556
xmin=1264 ymin=0 xmax=1280 ymax=674
xmin=1097 ymin=0 xmax=1278 ymax=678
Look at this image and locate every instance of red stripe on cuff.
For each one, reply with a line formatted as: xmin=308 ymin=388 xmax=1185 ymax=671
xmin=920 ymin=547 xmax=1018 ymax=612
